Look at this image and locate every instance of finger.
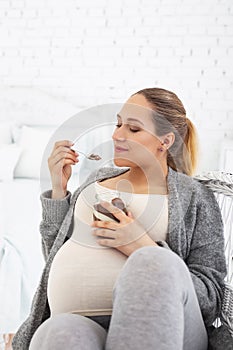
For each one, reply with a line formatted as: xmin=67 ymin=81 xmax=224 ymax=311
xmin=62 ymin=158 xmax=79 ymax=166
xmin=48 ymin=161 xmax=77 ymax=176
xmin=52 ymin=140 xmax=74 ymax=152
xmin=97 ymin=237 xmax=117 ymax=247
xmin=91 ymin=220 xmax=118 ymax=230
xmin=52 ymin=146 xmax=79 ymax=159
xmin=127 ymin=210 xmax=134 ymax=218
xmin=92 ymin=229 xmax=116 ymax=239
xmin=48 ymin=156 xmax=78 ymax=171
xmin=49 ymin=146 xmax=79 ymax=167
xmin=99 ymin=201 xmax=127 ymax=221
xmin=52 ymin=151 xmax=79 ymax=166
xmin=70 ymin=148 xmax=79 ymax=155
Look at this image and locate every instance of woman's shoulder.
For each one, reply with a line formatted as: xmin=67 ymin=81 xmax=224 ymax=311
xmin=172 ymin=170 xmax=221 ymax=221
xmin=171 ymin=168 xmax=216 ymax=199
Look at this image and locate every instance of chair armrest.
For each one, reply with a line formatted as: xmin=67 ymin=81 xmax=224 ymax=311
xmin=220 ymin=282 xmax=233 ymax=337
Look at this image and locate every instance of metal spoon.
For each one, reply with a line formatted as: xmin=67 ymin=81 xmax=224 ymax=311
xmin=72 ymin=149 xmax=101 ymax=161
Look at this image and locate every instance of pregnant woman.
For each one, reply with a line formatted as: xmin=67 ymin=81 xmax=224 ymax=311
xmin=12 ymin=88 xmax=226 ymax=350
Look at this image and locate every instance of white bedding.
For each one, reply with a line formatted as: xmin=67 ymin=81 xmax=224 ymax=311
xmin=0 ymin=179 xmax=44 ymax=334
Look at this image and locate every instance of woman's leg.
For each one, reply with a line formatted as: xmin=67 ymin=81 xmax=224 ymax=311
xmin=29 ymin=313 xmax=107 ymax=350
xmin=106 ymin=246 xmax=208 ymax=350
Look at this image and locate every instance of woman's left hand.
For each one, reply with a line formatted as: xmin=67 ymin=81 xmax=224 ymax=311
xmin=91 ymin=201 xmax=157 ymax=256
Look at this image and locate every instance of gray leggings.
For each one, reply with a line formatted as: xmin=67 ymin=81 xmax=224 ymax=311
xmin=29 ymin=246 xmax=208 ymax=350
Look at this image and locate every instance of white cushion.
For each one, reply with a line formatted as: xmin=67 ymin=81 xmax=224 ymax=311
xmin=14 ymin=126 xmax=55 ymax=179
xmin=0 ymin=144 xmax=21 ymax=181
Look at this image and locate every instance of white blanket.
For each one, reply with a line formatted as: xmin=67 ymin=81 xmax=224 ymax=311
xmin=0 ymin=179 xmax=44 ymax=334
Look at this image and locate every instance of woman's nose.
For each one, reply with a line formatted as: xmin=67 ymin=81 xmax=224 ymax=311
xmin=112 ymin=126 xmax=126 ymax=141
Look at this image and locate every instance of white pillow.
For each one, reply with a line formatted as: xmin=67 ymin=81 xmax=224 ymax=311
xmin=0 ymin=144 xmax=21 ymax=181
xmin=14 ymin=126 xmax=54 ymax=179
xmin=0 ymin=121 xmax=13 ymax=145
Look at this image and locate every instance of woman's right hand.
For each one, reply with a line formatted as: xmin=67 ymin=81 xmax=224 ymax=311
xmin=48 ymin=140 xmax=79 ymax=199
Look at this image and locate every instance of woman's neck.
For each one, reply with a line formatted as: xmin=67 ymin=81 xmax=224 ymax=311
xmin=118 ymin=164 xmax=168 ymax=194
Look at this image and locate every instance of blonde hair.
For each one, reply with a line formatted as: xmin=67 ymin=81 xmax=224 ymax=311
xmin=133 ymin=87 xmax=199 ymax=176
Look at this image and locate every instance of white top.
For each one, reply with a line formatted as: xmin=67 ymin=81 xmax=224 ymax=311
xmin=47 ymin=181 xmax=169 ymax=316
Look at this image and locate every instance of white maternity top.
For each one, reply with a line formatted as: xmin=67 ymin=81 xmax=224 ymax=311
xmin=47 ymin=181 xmax=168 ymax=317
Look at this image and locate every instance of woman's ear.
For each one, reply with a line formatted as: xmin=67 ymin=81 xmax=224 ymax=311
xmin=161 ymin=132 xmax=175 ymax=150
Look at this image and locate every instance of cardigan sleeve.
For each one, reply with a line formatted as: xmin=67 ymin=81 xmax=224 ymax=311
xmin=185 ymin=184 xmax=227 ymax=326
xmin=39 ymin=190 xmax=71 ymax=260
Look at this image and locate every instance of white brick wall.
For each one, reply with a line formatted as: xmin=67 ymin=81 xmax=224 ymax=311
xmin=0 ymin=0 xmax=233 ymax=173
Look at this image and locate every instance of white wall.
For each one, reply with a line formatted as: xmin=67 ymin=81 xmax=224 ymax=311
xmin=0 ymin=0 xmax=233 ymax=173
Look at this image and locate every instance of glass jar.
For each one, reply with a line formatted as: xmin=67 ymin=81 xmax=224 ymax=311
xmin=93 ymin=191 xmax=128 ymax=223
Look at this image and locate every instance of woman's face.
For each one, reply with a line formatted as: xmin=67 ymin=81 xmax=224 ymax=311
xmin=112 ymin=94 xmax=165 ymax=169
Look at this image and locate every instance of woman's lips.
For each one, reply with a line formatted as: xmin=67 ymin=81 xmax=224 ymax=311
xmin=114 ymin=146 xmax=128 ymax=152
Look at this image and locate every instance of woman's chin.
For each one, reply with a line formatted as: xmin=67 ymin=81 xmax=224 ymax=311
xmin=113 ymin=157 xmax=135 ymax=168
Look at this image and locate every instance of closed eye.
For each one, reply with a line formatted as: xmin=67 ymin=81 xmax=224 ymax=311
xmin=115 ymin=124 xmax=140 ymax=133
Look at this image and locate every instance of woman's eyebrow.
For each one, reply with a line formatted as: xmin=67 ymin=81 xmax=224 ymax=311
xmin=116 ymin=114 xmax=144 ymax=126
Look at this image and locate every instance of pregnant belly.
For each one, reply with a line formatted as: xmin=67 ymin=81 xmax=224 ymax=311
xmin=47 ymin=239 xmax=127 ymax=316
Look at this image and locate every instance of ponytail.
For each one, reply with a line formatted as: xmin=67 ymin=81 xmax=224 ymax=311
xmin=166 ymin=117 xmax=199 ymax=177
xmin=181 ymin=118 xmax=199 ymax=176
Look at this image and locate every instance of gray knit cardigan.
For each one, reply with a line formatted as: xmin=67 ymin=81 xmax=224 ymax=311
xmin=12 ymin=166 xmax=227 ymax=350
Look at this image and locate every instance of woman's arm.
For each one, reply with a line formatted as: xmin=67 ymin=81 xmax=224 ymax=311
xmin=39 ymin=140 xmax=80 ymax=260
xmin=185 ymin=185 xmax=227 ymax=326
xmin=39 ymin=190 xmax=71 ymax=260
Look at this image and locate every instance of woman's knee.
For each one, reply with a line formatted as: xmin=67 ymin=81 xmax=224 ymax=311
xmin=131 ymin=246 xmax=187 ymax=273
xmin=29 ymin=313 xmax=107 ymax=350
xmin=115 ymin=246 xmax=190 ymax=289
